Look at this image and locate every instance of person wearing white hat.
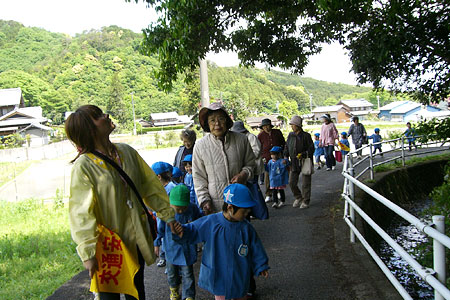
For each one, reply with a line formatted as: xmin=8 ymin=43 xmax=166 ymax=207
xmin=284 ymin=116 xmax=314 ymax=209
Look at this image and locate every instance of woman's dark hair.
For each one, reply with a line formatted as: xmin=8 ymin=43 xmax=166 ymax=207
xmin=159 ymin=170 xmax=172 ymax=182
xmin=65 ymin=105 xmax=103 ymax=163
xmin=180 ymin=129 xmax=196 ymax=143
xmin=222 ymin=202 xmax=243 ymax=213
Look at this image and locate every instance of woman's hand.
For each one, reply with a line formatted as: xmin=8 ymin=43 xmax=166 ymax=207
xmin=230 ymin=171 xmax=248 ymax=184
xmin=260 ymin=270 xmax=269 ymax=278
xmin=83 ymin=257 xmax=98 ymax=278
xmin=201 ymin=201 xmax=213 ymax=215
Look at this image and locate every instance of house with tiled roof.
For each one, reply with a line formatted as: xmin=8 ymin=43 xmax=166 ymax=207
xmin=378 ymin=101 xmax=409 ymax=120
xmin=0 ymin=87 xmax=25 ymax=117
xmin=337 ymin=98 xmax=374 ymax=120
xmin=311 ymin=105 xmax=351 ymax=123
xmin=389 ymin=101 xmax=441 ymax=122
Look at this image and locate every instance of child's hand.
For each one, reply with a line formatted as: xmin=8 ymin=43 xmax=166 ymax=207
xmin=260 ymin=270 xmax=269 ymax=278
xmin=282 ymin=159 xmax=287 ymax=165
xmin=154 ymin=246 xmax=160 ymax=257
xmin=168 ymin=221 xmax=184 ymax=238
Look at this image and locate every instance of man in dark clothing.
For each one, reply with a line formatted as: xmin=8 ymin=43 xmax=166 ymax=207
xmin=257 ymin=118 xmax=286 ymax=201
xmin=284 ymin=116 xmax=314 ymax=209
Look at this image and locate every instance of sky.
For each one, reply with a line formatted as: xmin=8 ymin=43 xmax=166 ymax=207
xmin=0 ymin=0 xmax=361 ymax=86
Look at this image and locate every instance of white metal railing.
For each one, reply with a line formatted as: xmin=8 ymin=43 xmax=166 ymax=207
xmin=341 ymin=134 xmax=450 ymax=300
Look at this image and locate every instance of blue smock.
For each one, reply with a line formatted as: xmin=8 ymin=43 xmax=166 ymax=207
xmin=314 ymin=140 xmax=324 ymax=156
xmin=154 ymin=203 xmax=202 ymax=266
xmin=175 ymin=213 xmax=269 ymax=299
xmin=340 ymin=138 xmax=350 ymax=156
xmin=184 ymin=173 xmax=197 ymax=206
xmin=267 ymin=159 xmax=289 ymax=188
xmin=368 ymin=134 xmax=382 ymax=148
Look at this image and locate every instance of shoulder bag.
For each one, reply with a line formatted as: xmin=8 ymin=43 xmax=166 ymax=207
xmin=92 ymin=150 xmax=157 ymax=240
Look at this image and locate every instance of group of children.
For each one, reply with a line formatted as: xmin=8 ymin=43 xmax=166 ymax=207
xmin=313 ymin=128 xmax=384 ymax=169
xmin=150 ymin=159 xmax=269 ymax=300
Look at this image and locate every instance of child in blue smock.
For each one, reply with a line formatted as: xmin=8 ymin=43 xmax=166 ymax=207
xmin=313 ymin=133 xmax=325 ymax=169
xmin=404 ymin=122 xmax=417 ymax=151
xmin=151 ymin=161 xmax=176 ymax=267
xmin=182 ymin=154 xmax=198 ymax=207
xmin=172 ymin=166 xmax=183 ymax=184
xmin=154 ymin=184 xmax=202 ymax=300
xmin=340 ymin=132 xmax=350 ymax=157
xmin=173 ymin=183 xmax=269 ymax=300
xmin=266 ymin=146 xmax=289 ymax=209
xmin=368 ymin=128 xmax=383 ymax=156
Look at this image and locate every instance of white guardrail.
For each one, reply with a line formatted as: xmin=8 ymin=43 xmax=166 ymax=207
xmin=342 ymin=135 xmax=450 ymax=300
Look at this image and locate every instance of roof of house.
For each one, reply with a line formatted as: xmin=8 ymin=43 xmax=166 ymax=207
xmin=0 ymin=107 xmax=43 ymax=121
xmin=390 ymin=102 xmax=421 ymax=114
xmin=350 ymin=110 xmax=372 ymax=116
xmin=379 ymin=101 xmax=409 ymax=111
xmin=19 ymin=123 xmax=52 ymax=132
xmin=150 ymin=112 xmax=179 ymax=120
xmin=339 ymin=98 xmax=374 ymax=108
xmin=0 ymin=87 xmax=23 ymax=106
xmin=312 ymin=105 xmax=345 ymax=113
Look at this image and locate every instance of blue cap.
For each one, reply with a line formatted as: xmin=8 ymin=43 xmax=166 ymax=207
xmin=183 ymin=154 xmax=193 ymax=162
xmin=314 ymin=133 xmax=320 ymax=137
xmin=151 ymin=161 xmax=173 ymax=175
xmin=223 ymin=183 xmax=256 ymax=208
xmin=341 ymin=131 xmax=347 ymax=136
xmin=172 ymin=166 xmax=182 ymax=178
xmin=374 ymin=128 xmax=380 ymax=132
xmin=269 ymin=146 xmax=282 ymax=153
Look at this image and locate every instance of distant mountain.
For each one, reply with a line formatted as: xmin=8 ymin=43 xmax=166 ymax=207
xmin=0 ymin=20 xmax=373 ymax=126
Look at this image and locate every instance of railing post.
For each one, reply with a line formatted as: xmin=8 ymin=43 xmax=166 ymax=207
xmin=369 ymin=144 xmax=374 ymax=180
xmin=401 ymin=136 xmax=406 ymax=166
xmin=433 ymin=215 xmax=446 ymax=300
xmin=348 ymin=167 xmax=356 ymax=243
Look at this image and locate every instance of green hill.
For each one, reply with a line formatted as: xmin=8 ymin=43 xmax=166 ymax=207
xmin=0 ymin=20 xmax=374 ymax=127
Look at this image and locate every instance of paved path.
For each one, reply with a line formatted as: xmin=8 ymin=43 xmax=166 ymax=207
xmin=45 ymin=146 xmax=434 ymax=300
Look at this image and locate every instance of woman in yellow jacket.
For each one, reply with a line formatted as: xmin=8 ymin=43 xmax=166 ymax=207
xmin=66 ymin=105 xmax=178 ymax=300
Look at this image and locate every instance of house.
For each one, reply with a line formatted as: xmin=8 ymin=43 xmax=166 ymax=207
xmin=0 ymin=87 xmax=25 ymax=117
xmin=246 ymin=115 xmax=283 ymax=130
xmin=337 ymin=98 xmax=374 ymax=120
xmin=378 ymin=101 xmax=409 ymax=120
xmin=389 ymin=101 xmax=441 ymax=122
xmin=311 ymin=105 xmax=351 ymax=123
xmin=19 ymin=123 xmax=52 ymax=146
xmin=149 ymin=112 xmax=192 ymax=127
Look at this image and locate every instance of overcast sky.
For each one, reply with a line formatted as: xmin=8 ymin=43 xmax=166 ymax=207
xmin=0 ymin=0 xmax=361 ymax=86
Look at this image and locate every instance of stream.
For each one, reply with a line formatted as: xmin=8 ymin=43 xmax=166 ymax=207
xmin=378 ymin=198 xmax=434 ymax=299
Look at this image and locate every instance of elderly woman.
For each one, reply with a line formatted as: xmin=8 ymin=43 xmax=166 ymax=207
xmin=173 ymin=129 xmax=197 ymax=174
xmin=284 ymin=116 xmax=314 ymax=209
xmin=66 ymin=105 xmax=178 ymax=300
xmin=192 ymin=103 xmax=256 ymax=215
xmin=347 ymin=116 xmax=367 ymax=159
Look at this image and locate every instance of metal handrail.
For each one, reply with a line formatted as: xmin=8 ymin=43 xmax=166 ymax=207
xmin=341 ymin=133 xmax=450 ymax=300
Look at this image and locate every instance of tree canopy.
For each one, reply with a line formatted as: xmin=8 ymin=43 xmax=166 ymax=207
xmin=135 ymin=0 xmax=449 ymax=103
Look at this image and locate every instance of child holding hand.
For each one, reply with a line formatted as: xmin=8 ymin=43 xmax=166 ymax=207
xmin=154 ymin=184 xmax=202 ymax=300
xmin=313 ymin=133 xmax=325 ymax=169
xmin=368 ymin=128 xmax=383 ymax=156
xmin=173 ymin=183 xmax=269 ymax=300
xmin=266 ymin=146 xmax=289 ymax=208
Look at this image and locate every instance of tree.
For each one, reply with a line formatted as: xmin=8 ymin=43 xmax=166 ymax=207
xmin=107 ymin=72 xmax=127 ymax=124
xmin=278 ymin=100 xmax=299 ymax=122
xmin=134 ymin=0 xmax=449 ymax=103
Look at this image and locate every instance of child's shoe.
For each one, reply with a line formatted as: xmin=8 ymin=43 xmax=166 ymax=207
xmin=169 ymin=287 xmax=180 ymax=300
xmin=277 ymin=202 xmax=284 ymax=208
xmin=185 ymin=298 xmax=194 ymax=300
xmin=316 ymin=165 xmax=321 ymax=170
xmin=271 ymin=202 xmax=278 ymax=208
xmin=157 ymin=258 xmax=166 ymax=267
xmin=264 ymin=196 xmax=271 ymax=203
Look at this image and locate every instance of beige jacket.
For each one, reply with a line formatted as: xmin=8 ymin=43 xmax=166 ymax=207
xmin=192 ymin=131 xmax=256 ymax=212
xmin=246 ymin=132 xmax=264 ymax=176
xmin=69 ymin=143 xmax=175 ymax=265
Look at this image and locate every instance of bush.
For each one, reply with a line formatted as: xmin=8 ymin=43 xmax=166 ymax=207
xmin=0 ymin=133 xmax=25 ymax=149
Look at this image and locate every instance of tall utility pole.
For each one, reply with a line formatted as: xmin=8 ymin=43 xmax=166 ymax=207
xmin=199 ymin=58 xmax=210 ymax=108
xmin=377 ymin=95 xmax=380 ymax=109
xmin=131 ymin=92 xmax=136 ymax=135
xmin=309 ymin=94 xmax=313 ymax=112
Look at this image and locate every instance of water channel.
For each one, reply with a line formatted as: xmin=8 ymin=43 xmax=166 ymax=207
xmin=378 ymin=198 xmax=434 ymax=299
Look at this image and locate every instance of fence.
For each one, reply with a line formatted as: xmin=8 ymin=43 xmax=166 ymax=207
xmin=342 ymin=135 xmax=450 ymax=300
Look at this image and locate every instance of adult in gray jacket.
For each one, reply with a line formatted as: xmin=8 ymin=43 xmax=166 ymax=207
xmin=347 ymin=116 xmax=367 ymax=159
xmin=192 ymin=103 xmax=256 ymax=215
xmin=284 ymin=116 xmax=314 ymax=209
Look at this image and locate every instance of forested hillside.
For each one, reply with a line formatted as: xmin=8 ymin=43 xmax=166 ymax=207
xmin=0 ymin=20 xmax=375 ymax=127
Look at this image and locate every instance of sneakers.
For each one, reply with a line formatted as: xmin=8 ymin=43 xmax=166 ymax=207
xmin=331 ymin=166 xmax=335 ymax=170
xmin=169 ymin=287 xmax=180 ymax=300
xmin=185 ymin=298 xmax=194 ymax=300
xmin=326 ymin=168 xmax=331 ymax=171
xmin=300 ymin=202 xmax=309 ymax=209
xmin=157 ymin=258 xmax=166 ymax=267
xmin=292 ymin=199 xmax=301 ymax=208
xmin=277 ymin=202 xmax=284 ymax=208
xmin=357 ymin=155 xmax=362 ymax=159
xmin=265 ymin=196 xmax=271 ymax=203
xmin=247 ymin=292 xmax=255 ymax=300
xmin=271 ymin=202 xmax=278 ymax=208
xmin=316 ymin=165 xmax=321 ymax=170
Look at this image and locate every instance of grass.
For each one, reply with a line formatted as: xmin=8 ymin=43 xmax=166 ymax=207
xmin=0 ymin=199 xmax=82 ymax=300
xmin=0 ymin=161 xmax=34 ymax=188
xmin=373 ymin=153 xmax=450 ymax=173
